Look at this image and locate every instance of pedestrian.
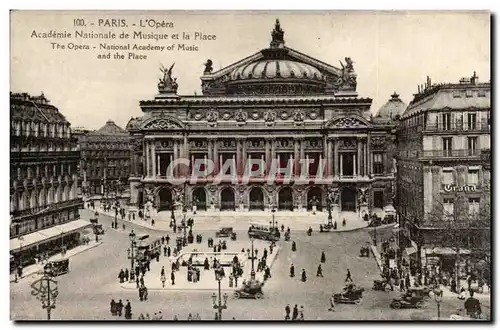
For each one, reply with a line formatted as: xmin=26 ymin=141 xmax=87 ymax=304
xmin=187 ymin=313 xmax=193 ymax=321
xmin=173 ymin=315 xmax=178 ymax=321
xmin=116 ymin=299 xmax=124 ymax=317
xmin=292 ymin=241 xmax=297 ymax=252
xmin=140 ymin=276 xmax=145 ymax=287
xmin=163 ymin=246 xmax=167 ymax=256
xmin=229 ymin=275 xmax=234 ymax=288
xmin=290 ymin=264 xmax=295 ymax=277
xmin=321 ymin=251 xmax=326 ymax=263
xmin=329 ymin=295 xmax=335 ymax=311
xmin=124 ymin=300 xmax=132 ymax=320
xmin=124 ymin=268 xmax=129 ymax=282
xmin=299 ymin=306 xmax=304 ymax=320
xmin=122 ymin=223 xmax=126 ymax=230
xmin=171 ymin=271 xmax=175 ymax=285
xmin=161 ymin=266 xmax=165 ymax=277
xmin=316 ymin=264 xmax=323 ymax=277
xmin=118 ymin=269 xmax=125 ymax=283
xmin=292 ymin=304 xmax=298 ymax=320
xmin=110 ymin=299 xmax=117 ymax=316
xmin=301 ymin=269 xmax=307 ymax=282
xmin=400 ymin=278 xmax=405 ymax=292
xmin=285 ymin=304 xmax=291 ymax=320
xmin=135 ymin=276 xmax=140 ymax=288
xmin=152 ymin=219 xmax=155 ymax=227
xmin=139 ymin=286 xmax=144 ymax=301
xmin=143 ymin=286 xmax=148 ymax=301
xmin=345 ymin=268 xmax=352 ymax=282
xmin=166 ymin=235 xmax=170 ymax=245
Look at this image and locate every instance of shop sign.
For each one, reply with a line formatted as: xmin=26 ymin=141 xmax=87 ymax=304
xmin=443 ymin=184 xmax=476 ymax=193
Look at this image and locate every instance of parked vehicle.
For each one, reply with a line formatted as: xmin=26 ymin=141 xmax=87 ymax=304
xmin=44 ymin=258 xmax=70 ymax=276
xmin=248 ymin=222 xmax=280 ymax=242
xmin=215 ymin=227 xmax=233 ymax=238
xmin=390 ymin=287 xmax=428 ymax=309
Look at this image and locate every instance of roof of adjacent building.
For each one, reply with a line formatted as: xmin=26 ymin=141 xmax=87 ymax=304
xmin=402 ymin=73 xmax=490 ymax=119
xmin=10 ymin=92 xmax=70 ymax=125
xmin=94 ymin=120 xmax=128 ymax=135
xmin=375 ymin=92 xmax=407 ymax=120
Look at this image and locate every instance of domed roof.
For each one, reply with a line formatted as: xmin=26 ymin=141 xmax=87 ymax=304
xmin=376 ymin=92 xmax=407 ymax=119
xmin=229 ymin=59 xmax=324 ymax=82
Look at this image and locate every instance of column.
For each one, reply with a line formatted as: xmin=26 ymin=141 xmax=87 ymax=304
xmin=367 ymin=136 xmax=371 ymax=177
xmin=265 ymin=139 xmax=271 ymax=175
xmin=271 ymin=138 xmax=277 ymax=176
xmin=357 ymin=138 xmax=362 ymax=176
xmin=207 ymin=139 xmax=213 ymax=177
xmin=157 ymin=154 xmax=160 ymax=177
xmin=191 ymin=155 xmax=195 ymax=177
xmin=213 ymin=139 xmax=219 ymax=175
xmin=334 ymin=139 xmax=339 ymax=177
xmin=242 ymin=139 xmax=247 ymax=176
xmin=364 ymin=140 xmax=368 ymax=177
xmin=327 ymin=139 xmax=333 ymax=177
xmin=299 ymin=139 xmax=305 ymax=171
xmin=323 ymin=137 xmax=329 ymax=177
xmin=294 ymin=138 xmax=300 ymax=176
xmin=183 ymin=136 xmax=189 ymax=177
xmin=353 ymin=154 xmax=357 ymax=176
xmin=204 ymin=154 xmax=208 ymax=176
xmin=145 ymin=141 xmax=150 ymax=177
xmin=151 ymin=142 xmax=156 ymax=178
xmin=340 ymin=153 xmax=343 ymax=176
xmin=236 ymin=139 xmax=242 ymax=176
xmin=169 ymin=154 xmax=173 ymax=177
xmin=173 ymin=140 xmax=178 ymax=178
xmin=305 ymin=154 xmax=309 ymax=177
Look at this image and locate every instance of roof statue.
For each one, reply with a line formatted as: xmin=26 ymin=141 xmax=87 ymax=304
xmin=204 ymin=59 xmax=213 ymax=75
xmin=158 ymin=63 xmax=178 ymax=93
xmin=337 ymin=57 xmax=357 ymax=90
xmin=270 ymin=19 xmax=285 ymax=48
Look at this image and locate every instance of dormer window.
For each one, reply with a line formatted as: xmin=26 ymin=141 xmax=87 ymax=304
xmin=465 ymin=89 xmax=473 ymax=98
xmin=478 ymin=90 xmax=486 ymax=97
xmin=453 ymin=90 xmax=461 ymax=98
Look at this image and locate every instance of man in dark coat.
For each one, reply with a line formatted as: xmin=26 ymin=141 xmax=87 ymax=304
xmin=166 ymin=235 xmax=170 ymax=245
xmin=163 ymin=246 xmax=167 ymax=257
xmin=124 ymin=269 xmax=129 ymax=282
xmin=316 ymin=264 xmax=323 ymax=277
xmin=301 ymin=269 xmax=307 ymax=282
xmin=118 ymin=269 xmax=125 ymax=283
xmin=285 ymin=304 xmax=291 ymax=320
xmin=135 ymin=276 xmax=140 ymax=288
xmin=345 ymin=269 xmax=352 ymax=282
xmin=171 ymin=271 xmax=176 ymax=285
xmin=167 ymin=246 xmax=171 ymax=257
xmin=292 ymin=241 xmax=297 ymax=252
xmin=292 ymin=304 xmax=299 ymax=320
xmin=290 ymin=264 xmax=295 ymax=277
xmin=116 ymin=299 xmax=124 ymax=317
xmin=321 ymin=251 xmax=326 ymax=263
xmin=124 ymin=300 xmax=132 ymax=320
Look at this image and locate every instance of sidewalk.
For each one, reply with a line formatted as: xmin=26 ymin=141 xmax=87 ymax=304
xmin=120 ymin=240 xmax=281 ymax=291
xmin=10 ymin=241 xmax=103 ymax=282
xmin=87 ymin=204 xmax=369 ymax=233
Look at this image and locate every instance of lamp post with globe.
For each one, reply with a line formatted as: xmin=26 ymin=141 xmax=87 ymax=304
xmin=211 ymin=271 xmax=229 ymax=320
xmin=433 ymin=285 xmax=444 ymax=320
xmin=128 ymin=230 xmax=136 ymax=282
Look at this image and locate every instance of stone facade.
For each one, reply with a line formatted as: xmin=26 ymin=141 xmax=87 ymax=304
xmin=127 ymin=20 xmax=396 ymax=217
xmin=75 ymin=120 xmax=130 ymax=200
xmin=396 ymin=73 xmax=491 ymax=268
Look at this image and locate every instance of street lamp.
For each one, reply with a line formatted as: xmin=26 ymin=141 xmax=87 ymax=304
xmin=182 ymin=204 xmax=187 ymax=247
xmin=250 ymin=239 xmax=256 ymax=280
xmin=128 ymin=230 xmax=136 ymax=281
xmin=211 ymin=273 xmax=228 ymax=320
xmin=271 ymin=208 xmax=276 ymax=229
xmin=31 ymin=264 xmax=58 ymax=320
xmin=433 ymin=285 xmax=443 ymax=320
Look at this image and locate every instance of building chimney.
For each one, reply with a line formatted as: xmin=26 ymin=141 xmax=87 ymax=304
xmin=471 ymin=71 xmax=478 ymax=85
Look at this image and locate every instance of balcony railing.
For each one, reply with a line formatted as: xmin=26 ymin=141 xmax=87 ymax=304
xmin=420 ymin=149 xmax=482 ymax=159
xmin=423 ymin=120 xmax=490 ymax=132
xmin=11 ymin=199 xmax=83 ymax=219
xmin=11 ymin=151 xmax=80 ymax=159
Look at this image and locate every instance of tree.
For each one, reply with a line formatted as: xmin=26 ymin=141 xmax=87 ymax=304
xmin=425 ymin=192 xmax=490 ymax=290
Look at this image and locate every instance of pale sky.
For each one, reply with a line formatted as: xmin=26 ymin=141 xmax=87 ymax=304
xmin=10 ymin=10 xmax=490 ymax=130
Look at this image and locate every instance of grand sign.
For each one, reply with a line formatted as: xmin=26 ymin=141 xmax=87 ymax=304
xmin=443 ymin=184 xmax=477 ymax=193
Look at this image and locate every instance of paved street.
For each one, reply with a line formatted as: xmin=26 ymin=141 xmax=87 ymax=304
xmin=10 ymin=209 xmax=489 ymax=320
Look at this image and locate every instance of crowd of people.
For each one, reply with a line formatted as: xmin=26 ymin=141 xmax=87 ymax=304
xmin=109 ymin=299 xmax=133 ymax=319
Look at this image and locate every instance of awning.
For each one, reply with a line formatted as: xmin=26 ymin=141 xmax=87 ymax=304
xmin=10 ymin=219 xmax=92 ymax=252
xmin=425 ymin=247 xmax=471 ymax=255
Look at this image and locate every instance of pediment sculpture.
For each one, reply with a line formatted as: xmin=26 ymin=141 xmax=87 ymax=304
xmin=330 ymin=117 xmax=367 ymax=129
xmin=358 ymin=187 xmax=369 ymax=205
xmin=143 ymin=118 xmax=183 ymax=130
xmin=371 ymin=136 xmax=387 ymax=149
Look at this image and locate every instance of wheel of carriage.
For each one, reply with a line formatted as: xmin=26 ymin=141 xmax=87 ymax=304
xmin=355 ymin=298 xmax=361 ymax=305
xmin=391 ymin=301 xmax=402 ymax=309
xmin=233 ymin=291 xmax=241 ymax=299
xmin=254 ymin=292 xmax=264 ymax=300
xmin=415 ymin=301 xmax=423 ymax=309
